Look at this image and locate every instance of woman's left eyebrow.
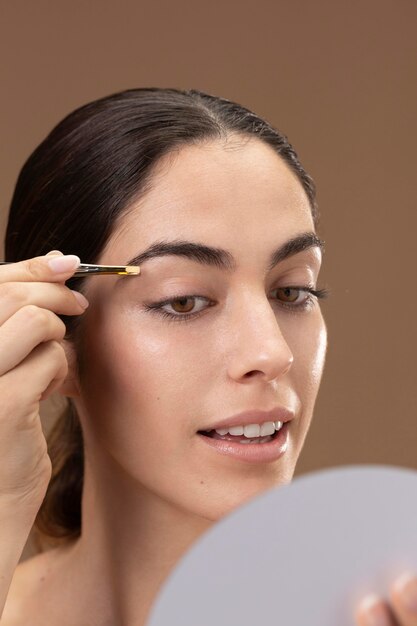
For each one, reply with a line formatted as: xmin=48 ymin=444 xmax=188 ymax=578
xmin=121 ymin=231 xmax=324 ymax=277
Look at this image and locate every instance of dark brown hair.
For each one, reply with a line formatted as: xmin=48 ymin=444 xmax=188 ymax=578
xmin=4 ymin=87 xmax=320 ymax=550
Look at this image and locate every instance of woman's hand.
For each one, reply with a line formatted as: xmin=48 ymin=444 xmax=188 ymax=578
xmin=356 ymin=571 xmax=417 ymax=626
xmin=0 ymin=251 xmax=88 ymax=522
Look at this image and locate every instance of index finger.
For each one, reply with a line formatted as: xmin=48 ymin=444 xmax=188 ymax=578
xmin=0 ymin=254 xmax=81 ymax=284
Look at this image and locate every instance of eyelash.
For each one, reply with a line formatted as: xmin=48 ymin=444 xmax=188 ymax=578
xmin=143 ymin=285 xmax=331 ymax=324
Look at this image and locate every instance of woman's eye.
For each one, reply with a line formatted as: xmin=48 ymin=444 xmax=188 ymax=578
xmin=273 ymin=286 xmax=330 ymax=309
xmin=144 ymin=295 xmax=210 ymax=323
xmin=143 ymin=286 xmax=330 ymax=324
xmin=164 ymin=296 xmax=206 ymax=315
xmin=272 ymin=287 xmax=309 ymax=305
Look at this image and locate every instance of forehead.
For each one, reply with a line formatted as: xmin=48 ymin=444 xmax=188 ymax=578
xmin=104 ymin=137 xmax=314 ymax=257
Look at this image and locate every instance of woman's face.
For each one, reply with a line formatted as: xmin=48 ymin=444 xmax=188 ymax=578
xmin=71 ymin=136 xmax=327 ymax=521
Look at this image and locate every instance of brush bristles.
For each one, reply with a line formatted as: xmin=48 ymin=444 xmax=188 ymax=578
xmin=125 ymin=265 xmax=141 ymax=275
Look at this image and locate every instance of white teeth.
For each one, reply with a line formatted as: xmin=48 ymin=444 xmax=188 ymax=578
xmin=244 ymin=423 xmax=261 ymax=438
xmin=213 ymin=420 xmax=284 ymax=437
xmin=215 ymin=427 xmax=229 ymax=435
xmin=236 ymin=435 xmax=273 ymax=444
xmin=228 ymin=425 xmax=244 ymax=436
xmin=260 ymin=421 xmax=276 ymax=436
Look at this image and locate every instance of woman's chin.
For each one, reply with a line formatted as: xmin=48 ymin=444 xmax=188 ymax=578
xmin=189 ymin=479 xmax=292 ymax=523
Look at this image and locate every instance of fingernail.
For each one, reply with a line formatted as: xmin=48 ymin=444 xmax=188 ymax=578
xmin=357 ymin=594 xmax=391 ymax=626
xmin=48 ymin=254 xmax=80 ymax=273
xmin=45 ymin=250 xmax=63 ymax=256
xmin=71 ymin=290 xmax=89 ymax=308
xmin=393 ymin=571 xmax=417 ymax=613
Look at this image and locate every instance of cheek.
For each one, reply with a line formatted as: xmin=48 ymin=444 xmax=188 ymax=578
xmin=80 ymin=312 xmax=213 ymax=451
xmin=281 ymin=314 xmax=327 ymax=457
xmin=79 ymin=312 xmax=221 ymax=507
xmin=287 ymin=312 xmax=327 ymax=399
xmin=110 ymin=319 xmax=209 ymax=409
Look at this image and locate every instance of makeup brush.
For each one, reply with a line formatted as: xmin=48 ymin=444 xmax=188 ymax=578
xmin=0 ymin=262 xmax=141 ymax=277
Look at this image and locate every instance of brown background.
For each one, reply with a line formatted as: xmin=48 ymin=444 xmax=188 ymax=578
xmin=0 ymin=1 xmax=416 ymax=561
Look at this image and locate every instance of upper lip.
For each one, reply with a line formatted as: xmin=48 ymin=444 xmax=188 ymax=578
xmin=198 ymin=407 xmax=295 ymax=432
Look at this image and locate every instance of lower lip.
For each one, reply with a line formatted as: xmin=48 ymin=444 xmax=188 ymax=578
xmin=196 ymin=422 xmax=290 ymax=464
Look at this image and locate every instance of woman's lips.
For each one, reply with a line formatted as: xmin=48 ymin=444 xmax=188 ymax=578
xmin=196 ymin=421 xmax=290 ymax=464
xmin=198 ymin=406 xmax=294 ymax=432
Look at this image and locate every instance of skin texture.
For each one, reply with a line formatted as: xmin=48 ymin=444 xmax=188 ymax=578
xmin=4 ymin=137 xmax=417 ymax=626
xmin=5 ymin=136 xmax=329 ymax=625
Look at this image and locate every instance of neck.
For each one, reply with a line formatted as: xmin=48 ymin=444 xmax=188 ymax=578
xmin=59 ymin=441 xmax=213 ymax=626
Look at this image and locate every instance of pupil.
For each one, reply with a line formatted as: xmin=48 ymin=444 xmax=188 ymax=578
xmin=280 ymin=287 xmax=297 ymax=302
xmin=175 ymin=297 xmax=193 ymax=312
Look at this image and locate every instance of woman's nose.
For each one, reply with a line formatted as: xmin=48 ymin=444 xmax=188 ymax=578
xmin=226 ymin=296 xmax=294 ymax=383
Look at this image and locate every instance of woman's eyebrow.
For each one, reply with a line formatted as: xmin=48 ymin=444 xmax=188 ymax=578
xmin=121 ymin=231 xmax=324 ymax=277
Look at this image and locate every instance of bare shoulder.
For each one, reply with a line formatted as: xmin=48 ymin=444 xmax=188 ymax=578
xmin=1 ymin=546 xmax=64 ymax=624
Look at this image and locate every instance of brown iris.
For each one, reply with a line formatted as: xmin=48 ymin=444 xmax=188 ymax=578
xmin=170 ymin=297 xmax=196 ymax=313
xmin=276 ymin=287 xmax=299 ymax=303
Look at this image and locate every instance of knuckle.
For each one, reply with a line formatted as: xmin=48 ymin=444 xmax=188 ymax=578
xmin=48 ymin=340 xmax=68 ymax=366
xmin=26 ymin=257 xmax=45 ymax=280
xmin=20 ymin=305 xmax=66 ymax=339
xmin=20 ymin=304 xmax=46 ymax=325
xmin=56 ymin=317 xmax=67 ymax=340
xmin=50 ymin=344 xmax=68 ymax=378
xmin=0 ymin=282 xmax=26 ymax=306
